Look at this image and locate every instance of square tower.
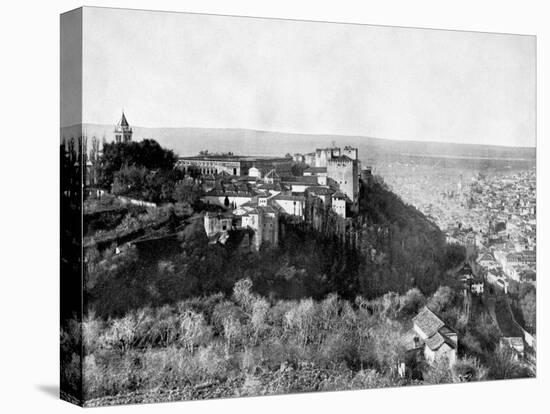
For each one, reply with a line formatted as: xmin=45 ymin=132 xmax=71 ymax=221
xmin=327 ymin=155 xmax=359 ymax=203
xmin=114 ymin=112 xmax=133 ymax=143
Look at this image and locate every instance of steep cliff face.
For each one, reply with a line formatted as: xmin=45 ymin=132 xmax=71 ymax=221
xmin=358 ymin=178 xmax=443 ymax=235
xmin=354 ymin=178 xmax=449 ymax=298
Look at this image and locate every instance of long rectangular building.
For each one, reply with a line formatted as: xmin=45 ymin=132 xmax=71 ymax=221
xmin=176 ymin=154 xmax=292 ymax=176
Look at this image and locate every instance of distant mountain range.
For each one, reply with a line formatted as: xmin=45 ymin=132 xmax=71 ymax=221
xmin=62 ymin=124 xmax=536 ymax=163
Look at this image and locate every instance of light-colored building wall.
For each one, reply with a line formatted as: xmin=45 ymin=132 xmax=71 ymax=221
xmin=327 ymin=158 xmax=359 ymax=203
xmin=304 ymin=153 xmax=315 ymax=166
xmin=314 ymin=149 xmax=329 ymax=168
xmin=342 ymin=146 xmax=358 ymax=160
xmin=332 ymin=196 xmax=346 ymax=218
xmin=176 ymin=159 xmax=246 ymax=175
xmin=424 ymin=343 xmax=456 ymax=366
xmin=289 ymin=183 xmax=310 ymax=193
xmin=248 ymin=167 xmax=261 ymax=178
xmin=305 ymin=170 xmax=328 ymax=186
xmin=315 ymin=147 xmax=340 ymax=167
xmin=260 ymin=211 xmax=278 ymax=247
xmin=204 ymin=214 xmax=233 ymax=237
xmin=471 ymin=282 xmax=484 ymax=295
xmin=235 ymin=208 xmax=279 ymax=251
xmin=272 ymin=198 xmax=305 ymax=218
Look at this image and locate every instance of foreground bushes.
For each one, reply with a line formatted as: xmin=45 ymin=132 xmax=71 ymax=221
xmin=62 ymin=279 xmax=531 ymax=401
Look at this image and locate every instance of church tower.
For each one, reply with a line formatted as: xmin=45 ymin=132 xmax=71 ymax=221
xmin=114 ymin=112 xmax=133 ymax=143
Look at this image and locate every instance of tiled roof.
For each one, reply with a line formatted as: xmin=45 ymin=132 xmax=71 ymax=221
xmin=257 ymin=183 xmax=283 ymax=191
xmin=413 ymin=307 xmax=457 ymax=351
xmin=328 ymin=155 xmax=353 ymax=162
xmin=438 ymin=326 xmax=455 ymax=337
xmin=205 ymin=189 xmax=253 ymax=197
xmin=413 ymin=307 xmax=445 ymax=338
xmin=258 ymin=206 xmax=278 ymax=214
xmin=307 ymin=187 xmax=333 ymax=195
xmin=282 ymin=176 xmax=319 ymax=184
xmin=304 ymin=167 xmax=327 ymax=174
xmin=424 ymin=332 xmax=446 ymax=350
xmin=272 ymin=194 xmax=306 ymax=201
xmin=179 ymin=154 xmax=287 ymax=162
xmin=205 ymin=211 xmax=234 ymax=219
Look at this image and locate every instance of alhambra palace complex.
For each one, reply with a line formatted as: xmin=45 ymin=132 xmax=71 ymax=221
xmin=172 ymin=127 xmax=371 ymax=249
xmin=181 ymin=144 xmax=369 ymax=251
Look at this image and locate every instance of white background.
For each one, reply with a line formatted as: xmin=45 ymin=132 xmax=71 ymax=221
xmin=0 ymin=0 xmax=547 ymax=412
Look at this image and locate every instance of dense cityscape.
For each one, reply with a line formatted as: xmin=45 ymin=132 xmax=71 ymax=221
xmin=378 ymin=157 xmax=536 ymax=286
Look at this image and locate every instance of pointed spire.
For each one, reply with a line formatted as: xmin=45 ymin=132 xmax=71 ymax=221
xmin=120 ymin=111 xmax=129 ymax=127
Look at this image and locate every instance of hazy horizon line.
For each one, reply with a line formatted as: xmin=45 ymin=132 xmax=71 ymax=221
xmin=61 ymin=123 xmax=537 ymax=150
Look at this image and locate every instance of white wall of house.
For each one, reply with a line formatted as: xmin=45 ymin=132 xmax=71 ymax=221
xmin=248 ymin=167 xmax=261 ymax=178
xmin=424 ymin=343 xmax=456 ymax=367
xmin=273 ymin=199 xmax=304 ymax=217
xmin=290 ymin=184 xmax=310 ymax=193
xmin=203 ymin=215 xmax=232 ymax=237
xmin=332 ymin=198 xmax=346 ymax=218
xmin=317 ymin=175 xmax=327 ymax=185
xmin=472 ymin=283 xmax=484 ymax=295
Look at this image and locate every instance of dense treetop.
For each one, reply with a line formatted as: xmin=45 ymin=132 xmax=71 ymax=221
xmin=99 ymin=139 xmax=177 ymax=188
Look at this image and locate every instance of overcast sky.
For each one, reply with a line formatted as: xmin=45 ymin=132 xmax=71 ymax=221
xmin=76 ymin=7 xmax=535 ymax=147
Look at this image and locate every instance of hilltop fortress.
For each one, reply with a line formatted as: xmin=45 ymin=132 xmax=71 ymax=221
xmin=184 ymin=145 xmax=370 ymax=250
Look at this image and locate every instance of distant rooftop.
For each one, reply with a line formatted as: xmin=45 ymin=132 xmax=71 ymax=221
xmin=328 ymin=155 xmax=353 ymax=163
xmin=179 ymin=154 xmax=289 ymax=162
xmin=304 ymin=167 xmax=327 ymax=173
xmin=282 ymin=176 xmax=319 ymax=184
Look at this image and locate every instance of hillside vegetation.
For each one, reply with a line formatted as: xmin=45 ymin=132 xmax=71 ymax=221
xmin=61 ymin=279 xmax=530 ymax=405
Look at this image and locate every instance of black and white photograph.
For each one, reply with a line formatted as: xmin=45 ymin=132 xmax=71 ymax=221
xmin=58 ymin=6 xmax=538 ymax=407
xmin=3 ymin=1 xmax=548 ymax=413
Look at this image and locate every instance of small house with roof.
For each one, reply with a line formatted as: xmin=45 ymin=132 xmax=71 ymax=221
xmin=407 ymin=307 xmax=458 ymax=367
